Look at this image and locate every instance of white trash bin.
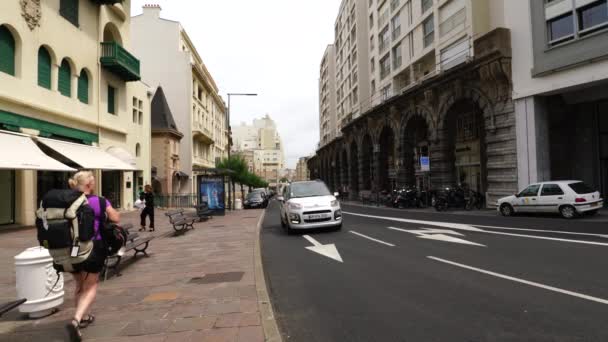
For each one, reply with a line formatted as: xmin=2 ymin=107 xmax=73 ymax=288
xmin=14 ymin=247 xmax=64 ymax=318
xmin=235 ymin=199 xmax=243 ymax=210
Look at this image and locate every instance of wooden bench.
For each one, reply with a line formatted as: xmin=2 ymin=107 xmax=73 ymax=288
xmin=0 ymin=298 xmax=26 ymax=317
xmin=103 ymin=224 xmax=155 ymax=280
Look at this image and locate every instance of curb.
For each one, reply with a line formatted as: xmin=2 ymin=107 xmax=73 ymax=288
xmin=254 ymin=210 xmax=283 ymax=342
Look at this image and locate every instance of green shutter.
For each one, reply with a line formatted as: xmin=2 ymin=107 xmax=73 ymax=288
xmin=60 ymin=0 xmax=79 ymax=26
xmin=108 ymin=86 xmax=115 ymax=114
xmin=58 ymin=60 xmax=71 ymax=97
xmin=78 ymin=71 xmax=88 ymax=104
xmin=38 ymin=47 xmax=51 ymax=89
xmin=0 ymin=26 xmax=15 ymax=76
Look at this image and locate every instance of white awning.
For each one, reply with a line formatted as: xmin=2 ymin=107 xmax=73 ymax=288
xmin=0 ymin=131 xmax=76 ymax=171
xmin=106 ymin=146 xmax=138 ymax=170
xmin=36 ymin=137 xmax=137 ymax=171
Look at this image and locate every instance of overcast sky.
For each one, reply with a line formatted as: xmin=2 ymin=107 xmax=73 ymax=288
xmin=131 ymin=0 xmax=341 ymax=168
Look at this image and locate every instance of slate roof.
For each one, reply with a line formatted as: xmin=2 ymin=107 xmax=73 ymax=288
xmin=151 ymin=86 xmax=181 ymax=136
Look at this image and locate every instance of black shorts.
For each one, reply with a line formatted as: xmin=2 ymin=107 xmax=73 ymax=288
xmin=53 ymin=240 xmax=108 ymax=274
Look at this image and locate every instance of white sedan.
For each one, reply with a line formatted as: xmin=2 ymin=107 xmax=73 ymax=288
xmin=278 ymin=181 xmax=342 ymax=234
xmin=497 ymin=180 xmax=603 ymax=219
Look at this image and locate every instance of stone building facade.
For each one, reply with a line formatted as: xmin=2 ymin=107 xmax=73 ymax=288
xmin=310 ymin=29 xmax=516 ymax=205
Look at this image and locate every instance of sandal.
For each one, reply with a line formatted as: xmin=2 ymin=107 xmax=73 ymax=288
xmin=65 ymin=318 xmax=82 ymax=342
xmin=79 ymin=314 xmax=95 ymax=328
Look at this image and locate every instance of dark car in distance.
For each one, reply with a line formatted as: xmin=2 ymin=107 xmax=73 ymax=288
xmin=244 ymin=192 xmax=267 ymax=209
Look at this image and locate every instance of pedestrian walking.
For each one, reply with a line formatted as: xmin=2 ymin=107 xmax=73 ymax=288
xmin=139 ymin=184 xmax=155 ymax=232
xmin=65 ymin=171 xmax=120 ymax=341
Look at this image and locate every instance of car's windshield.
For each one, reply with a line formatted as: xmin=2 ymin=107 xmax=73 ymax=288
xmin=568 ymin=182 xmax=595 ymax=194
xmin=290 ymin=182 xmax=331 ymax=198
xmin=247 ymin=193 xmax=262 ymax=200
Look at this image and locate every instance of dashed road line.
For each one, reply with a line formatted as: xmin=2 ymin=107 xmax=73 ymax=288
xmin=349 ymin=231 xmax=395 ymax=247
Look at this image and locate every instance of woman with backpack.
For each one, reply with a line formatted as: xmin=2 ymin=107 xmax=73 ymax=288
xmin=139 ymin=184 xmax=155 ymax=232
xmin=65 ymin=171 xmax=120 ymax=341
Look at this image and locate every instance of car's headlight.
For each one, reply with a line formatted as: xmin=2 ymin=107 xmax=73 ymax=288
xmin=330 ymin=200 xmax=339 ymax=207
xmin=288 ymin=202 xmax=302 ymax=210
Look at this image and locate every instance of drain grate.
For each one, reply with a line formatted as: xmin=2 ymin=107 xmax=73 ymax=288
xmin=189 ymin=272 xmax=244 ymax=284
xmin=211 ymin=225 xmax=226 ymax=228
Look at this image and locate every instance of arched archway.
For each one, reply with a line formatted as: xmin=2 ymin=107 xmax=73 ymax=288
xmin=360 ymin=134 xmax=373 ymax=190
xmin=349 ymin=141 xmax=359 ymax=194
xmin=443 ymin=99 xmax=487 ymax=193
xmin=341 ymin=148 xmax=349 ymax=195
xmin=334 ymin=149 xmax=342 ymax=192
xmin=103 ymin=22 xmax=123 ymax=45
xmin=402 ymin=115 xmax=430 ymax=189
xmin=378 ymin=126 xmax=396 ymax=191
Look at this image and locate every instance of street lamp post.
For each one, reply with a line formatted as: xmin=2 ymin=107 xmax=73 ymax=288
xmin=226 ymin=93 xmax=257 ymax=210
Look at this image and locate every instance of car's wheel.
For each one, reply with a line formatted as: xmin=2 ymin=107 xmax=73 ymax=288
xmin=335 ymin=223 xmax=343 ymax=231
xmin=500 ymin=203 xmax=514 ymax=217
xmin=280 ymin=214 xmax=286 ymax=228
xmin=559 ymin=205 xmax=577 ymax=219
xmin=286 ymin=224 xmax=296 ymax=235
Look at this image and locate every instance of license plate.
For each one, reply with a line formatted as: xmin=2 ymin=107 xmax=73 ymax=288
xmin=591 ymin=202 xmax=599 ymax=207
xmin=307 ymin=214 xmax=328 ymax=220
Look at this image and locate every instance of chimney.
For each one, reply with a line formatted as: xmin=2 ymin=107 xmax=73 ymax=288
xmin=143 ymin=4 xmax=161 ymax=18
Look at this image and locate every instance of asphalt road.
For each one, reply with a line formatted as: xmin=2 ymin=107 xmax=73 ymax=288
xmin=260 ymin=200 xmax=608 ymax=342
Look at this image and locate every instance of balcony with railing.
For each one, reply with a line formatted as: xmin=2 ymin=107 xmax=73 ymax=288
xmin=192 ymin=123 xmax=214 ymax=144
xmin=100 ymin=42 xmax=141 ymax=81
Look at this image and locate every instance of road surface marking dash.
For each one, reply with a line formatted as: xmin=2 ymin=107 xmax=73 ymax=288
xmin=349 ymin=231 xmax=395 ymax=247
xmin=428 ymin=256 xmax=608 ymax=305
xmin=472 ymin=224 xmax=608 ymax=239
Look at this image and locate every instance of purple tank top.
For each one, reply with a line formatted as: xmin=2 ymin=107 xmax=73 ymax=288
xmin=86 ymin=195 xmax=111 ymax=241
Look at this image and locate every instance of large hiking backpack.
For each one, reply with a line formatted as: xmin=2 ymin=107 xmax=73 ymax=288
xmin=36 ymin=190 xmax=96 ymax=273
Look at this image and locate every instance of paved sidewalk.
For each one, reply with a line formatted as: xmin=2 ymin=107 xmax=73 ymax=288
xmin=0 ymin=208 xmax=268 ymax=342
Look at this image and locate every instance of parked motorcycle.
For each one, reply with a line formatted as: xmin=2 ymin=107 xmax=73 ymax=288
xmin=434 ymin=186 xmax=483 ymax=211
xmin=393 ymin=187 xmax=427 ymax=208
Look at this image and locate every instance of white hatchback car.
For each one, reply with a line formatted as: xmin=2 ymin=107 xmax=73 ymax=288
xmin=278 ymin=180 xmax=342 ymax=234
xmin=497 ymin=181 xmax=603 ymax=219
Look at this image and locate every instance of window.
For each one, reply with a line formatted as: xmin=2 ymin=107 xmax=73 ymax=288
xmin=60 ymin=0 xmax=79 ymax=27
xmin=541 ymin=184 xmax=564 ymax=196
xmin=0 ymin=26 xmax=16 ymax=76
xmin=392 ymin=12 xmax=401 ymax=41
xmin=77 ymin=70 xmax=89 ymax=104
xmin=108 ymin=85 xmax=116 ymax=114
xmin=370 ymin=35 xmax=375 ymax=51
xmin=38 ymin=47 xmax=52 ymax=89
xmin=548 ymin=14 xmax=574 ymax=43
xmin=578 ymin=0 xmax=608 ymax=34
xmin=381 ymin=85 xmax=391 ymax=100
xmin=421 ymin=0 xmax=433 ymax=14
xmin=391 ymin=0 xmax=401 ymax=11
xmin=369 ymin=14 xmax=374 ymax=29
xmin=392 ymin=43 xmax=402 ymax=69
xmin=423 ymin=15 xmax=435 ymax=47
xmin=519 ymin=184 xmax=540 ymax=197
xmin=58 ymin=59 xmax=71 ymax=97
xmin=136 ymin=143 xmax=141 ymax=157
xmin=380 ymin=55 xmax=391 ymax=79
xmin=568 ymin=182 xmax=596 ymax=194
xmin=379 ymin=27 xmax=390 ymax=52
xmin=371 ymin=80 xmax=376 ymax=94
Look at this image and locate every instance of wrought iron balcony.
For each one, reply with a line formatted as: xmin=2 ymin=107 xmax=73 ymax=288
xmin=100 ymin=42 xmax=141 ymax=81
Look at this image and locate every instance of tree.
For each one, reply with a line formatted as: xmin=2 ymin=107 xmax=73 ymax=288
xmin=280 ymin=177 xmax=289 ymax=183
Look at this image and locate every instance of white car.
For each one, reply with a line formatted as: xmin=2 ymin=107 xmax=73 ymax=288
xmin=278 ymin=180 xmax=342 ymax=234
xmin=497 ymin=181 xmax=603 ymax=219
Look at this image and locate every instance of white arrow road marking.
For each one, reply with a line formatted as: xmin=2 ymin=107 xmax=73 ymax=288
xmin=428 ymin=256 xmax=608 ymax=305
xmin=388 ymin=227 xmax=465 ymax=236
xmin=419 ymin=234 xmax=486 ymax=247
xmin=387 ymin=227 xmax=485 ymax=247
xmin=303 ymin=235 xmax=343 ymax=263
xmin=349 ymin=231 xmax=395 ymax=247
xmin=343 ymin=212 xmax=484 ymax=232
xmin=344 ymin=212 xmax=608 ymax=247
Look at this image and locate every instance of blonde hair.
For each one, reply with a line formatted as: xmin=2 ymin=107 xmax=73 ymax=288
xmin=68 ymin=171 xmax=94 ymax=192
